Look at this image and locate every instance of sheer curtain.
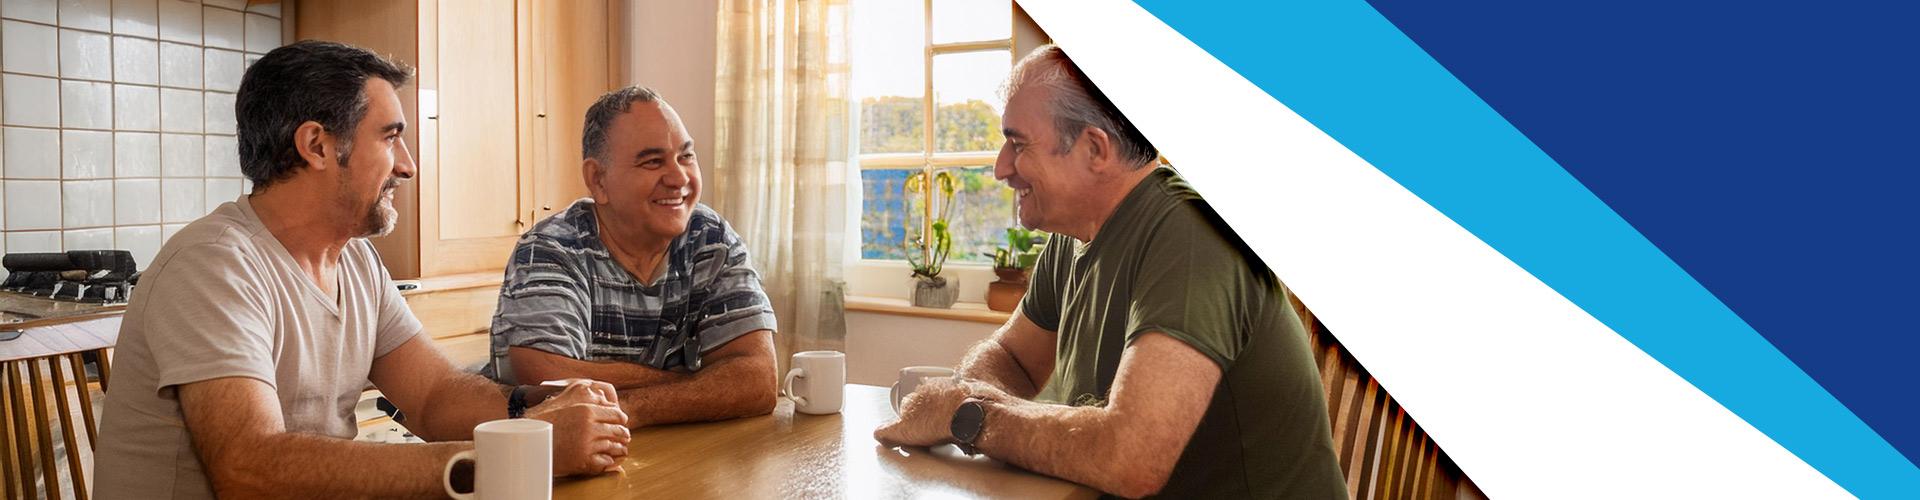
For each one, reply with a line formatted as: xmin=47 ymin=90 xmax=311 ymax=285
xmin=711 ymin=0 xmax=852 ymax=358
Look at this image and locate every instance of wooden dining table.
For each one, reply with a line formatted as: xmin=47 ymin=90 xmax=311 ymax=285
xmin=553 ymin=384 xmax=1100 ymax=499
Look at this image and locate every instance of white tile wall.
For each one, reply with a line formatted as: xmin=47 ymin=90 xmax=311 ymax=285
xmin=5 ymin=180 xmax=60 ymax=229
xmin=203 ymin=176 xmax=234 ymax=208
xmin=1 ymin=0 xmax=57 ymax=25
xmin=154 ymin=0 xmax=195 ymax=44
xmin=60 ymin=129 xmax=110 ymax=177
xmin=200 ymin=5 xmax=236 ymax=49
xmin=157 ymin=40 xmax=196 ymax=86
xmin=6 ymin=230 xmax=61 ymax=253
xmin=2 ymin=74 xmax=59 ymax=126
xmin=57 ymin=0 xmax=111 ymax=32
xmin=59 ymin=28 xmax=112 ymax=80
xmin=112 ymin=35 xmax=157 ymax=84
xmin=3 ymin=20 xmax=57 ymax=75
xmin=203 ymin=133 xmax=234 ymax=176
xmin=159 ymin=176 xmax=199 ymax=222
xmin=202 ymin=47 xmax=236 ymax=91
xmin=2 ymin=0 xmax=280 ymax=266
xmin=113 ymin=177 xmax=155 ymax=224
xmin=3 ymin=127 xmax=58 ymax=178
xmin=203 ymin=90 xmax=231 ymax=133
xmin=113 ymin=223 xmax=159 ymax=264
xmin=159 ymin=132 xmax=198 ymax=176
xmin=110 ymin=0 xmax=154 ymax=38
xmin=60 ymin=80 xmax=112 ymax=128
xmin=62 ymin=226 xmax=110 ymax=249
xmin=113 ymin=83 xmax=158 ymax=130
xmin=61 ymin=179 xmax=110 ymax=226
xmin=112 ymin=131 xmax=156 ymax=176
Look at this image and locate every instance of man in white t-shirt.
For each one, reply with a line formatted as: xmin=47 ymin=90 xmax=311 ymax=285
xmin=93 ymin=40 xmax=632 ymax=499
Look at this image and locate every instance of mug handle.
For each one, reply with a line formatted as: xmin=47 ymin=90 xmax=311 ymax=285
xmin=783 ymin=368 xmax=808 ymax=408
xmin=889 ymin=381 xmax=902 ymax=413
xmin=443 ymin=449 xmax=478 ymax=500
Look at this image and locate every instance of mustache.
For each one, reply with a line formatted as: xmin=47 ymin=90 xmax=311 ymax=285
xmin=381 ymin=178 xmax=402 ymax=192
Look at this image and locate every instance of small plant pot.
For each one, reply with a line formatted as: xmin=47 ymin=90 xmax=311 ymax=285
xmin=986 ymin=267 xmax=1029 ymax=312
xmin=911 ymin=276 xmax=960 ymax=309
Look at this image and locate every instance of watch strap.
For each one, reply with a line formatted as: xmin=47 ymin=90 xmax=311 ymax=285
xmin=507 ymin=385 xmax=532 ymax=418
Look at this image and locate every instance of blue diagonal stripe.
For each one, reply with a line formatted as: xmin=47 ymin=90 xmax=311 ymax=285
xmin=1127 ymin=0 xmax=1920 ymax=496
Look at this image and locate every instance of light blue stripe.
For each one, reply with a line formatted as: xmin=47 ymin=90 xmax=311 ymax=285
xmin=1130 ymin=0 xmax=1918 ymax=496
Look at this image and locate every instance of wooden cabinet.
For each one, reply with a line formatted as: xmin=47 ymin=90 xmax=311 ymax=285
xmin=297 ymin=0 xmax=623 ymax=279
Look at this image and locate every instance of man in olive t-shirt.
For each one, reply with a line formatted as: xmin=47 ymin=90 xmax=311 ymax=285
xmin=875 ymin=45 xmax=1347 ymax=498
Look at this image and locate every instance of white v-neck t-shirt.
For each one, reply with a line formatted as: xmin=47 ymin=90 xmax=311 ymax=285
xmin=94 ymin=196 xmax=422 ymax=499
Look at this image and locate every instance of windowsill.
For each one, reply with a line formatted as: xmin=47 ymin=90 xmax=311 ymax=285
xmin=844 ymin=295 xmax=1011 ymax=325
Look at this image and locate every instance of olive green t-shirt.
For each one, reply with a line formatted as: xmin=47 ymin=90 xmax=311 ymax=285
xmin=1021 ymin=167 xmax=1347 ymax=499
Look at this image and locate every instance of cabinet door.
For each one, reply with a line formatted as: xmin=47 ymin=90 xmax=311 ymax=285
xmin=422 ymin=0 xmax=527 ymax=275
xmin=531 ymin=0 xmax=608 ymax=223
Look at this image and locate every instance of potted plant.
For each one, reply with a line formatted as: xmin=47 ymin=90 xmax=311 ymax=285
xmin=984 ymin=227 xmax=1046 ymax=312
xmin=904 ymin=170 xmax=960 ymax=308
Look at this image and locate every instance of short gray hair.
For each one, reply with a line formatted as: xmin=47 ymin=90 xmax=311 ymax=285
xmin=582 ymin=86 xmax=663 ymax=162
xmin=1002 ymin=45 xmax=1157 ymax=168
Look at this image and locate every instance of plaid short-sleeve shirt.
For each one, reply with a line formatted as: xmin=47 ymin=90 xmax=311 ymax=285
xmin=482 ymin=199 xmax=777 ymax=384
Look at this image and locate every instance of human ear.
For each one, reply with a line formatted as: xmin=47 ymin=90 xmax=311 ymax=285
xmin=292 ymin=121 xmax=334 ymax=172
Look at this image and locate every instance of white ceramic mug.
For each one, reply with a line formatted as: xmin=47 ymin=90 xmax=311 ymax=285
xmin=783 ymin=351 xmax=846 ymax=415
xmin=443 ymin=418 xmax=552 ymax=500
xmin=890 ymin=366 xmax=957 ymax=413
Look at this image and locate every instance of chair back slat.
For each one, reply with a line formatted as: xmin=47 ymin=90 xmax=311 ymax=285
xmin=48 ymin=358 xmax=89 ymax=500
xmin=27 ymin=360 xmax=62 ymax=497
xmin=1312 ymin=321 xmax=1477 ymax=500
xmin=0 ymin=319 xmax=115 ymax=500
xmin=67 ymin=354 xmax=99 ymax=449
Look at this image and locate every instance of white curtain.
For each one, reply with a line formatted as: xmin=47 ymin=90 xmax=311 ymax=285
xmin=711 ymin=0 xmax=852 ymax=357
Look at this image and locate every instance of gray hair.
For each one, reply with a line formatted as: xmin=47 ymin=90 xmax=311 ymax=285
xmin=582 ymin=86 xmax=663 ymax=162
xmin=1002 ymin=45 xmax=1157 ymax=168
xmin=236 ymin=40 xmax=414 ymax=188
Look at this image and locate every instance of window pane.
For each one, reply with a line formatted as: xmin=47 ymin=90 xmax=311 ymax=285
xmin=932 ymin=0 xmax=1010 ymax=44
xmin=853 ymin=0 xmax=925 ymax=154
xmin=932 ymin=51 xmax=1009 ymax=154
xmin=944 ymin=166 xmax=1018 ymax=264
xmin=860 ymin=166 xmax=1017 ymax=264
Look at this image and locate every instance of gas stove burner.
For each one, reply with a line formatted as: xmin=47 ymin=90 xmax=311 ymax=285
xmin=1 ymin=250 xmax=140 ymax=304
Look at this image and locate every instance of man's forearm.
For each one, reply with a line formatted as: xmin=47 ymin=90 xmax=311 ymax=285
xmin=972 ymin=400 xmax=1165 ymax=498
xmin=208 ymin=433 xmax=468 ymax=498
xmin=402 ymin=372 xmax=511 ymax=442
xmin=618 ymin=354 xmax=777 ymax=427
xmin=958 ymin=338 xmax=1042 ymax=399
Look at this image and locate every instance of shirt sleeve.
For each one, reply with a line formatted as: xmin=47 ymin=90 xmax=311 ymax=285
xmin=491 ymin=236 xmax=594 ymax=360
xmin=364 ymin=240 xmax=422 ymax=358
xmin=1019 ymin=233 xmax=1070 ymax=331
xmin=144 ymin=243 xmax=279 ymax=393
xmin=1125 ymin=204 xmax=1254 ymax=369
xmin=693 ymin=217 xmax=778 ymax=353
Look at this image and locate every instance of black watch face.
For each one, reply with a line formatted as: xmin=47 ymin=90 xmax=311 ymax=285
xmin=950 ymin=401 xmax=986 ymax=443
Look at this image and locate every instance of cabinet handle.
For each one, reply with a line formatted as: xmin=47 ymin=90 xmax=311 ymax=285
xmin=542 ymin=205 xmax=552 ymax=211
xmin=536 ymin=113 xmax=547 ymax=118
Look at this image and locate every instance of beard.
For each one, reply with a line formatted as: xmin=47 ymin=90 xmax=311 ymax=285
xmin=340 ymin=170 xmax=401 ymax=238
xmin=361 ymin=192 xmax=398 ymax=237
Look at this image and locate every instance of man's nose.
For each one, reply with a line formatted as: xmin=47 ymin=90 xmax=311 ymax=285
xmin=993 ymin=144 xmax=1014 ymax=181
xmin=393 ymin=138 xmax=417 ymax=180
xmin=661 ymin=161 xmax=690 ymax=187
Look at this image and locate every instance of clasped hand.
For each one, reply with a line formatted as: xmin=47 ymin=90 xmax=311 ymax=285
xmin=524 ymin=379 xmax=632 ymax=476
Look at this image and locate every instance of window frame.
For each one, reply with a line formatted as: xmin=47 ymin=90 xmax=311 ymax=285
xmin=848 ymin=0 xmax=1019 ymax=302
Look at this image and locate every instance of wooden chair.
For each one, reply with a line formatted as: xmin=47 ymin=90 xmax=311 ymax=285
xmin=1292 ymin=293 xmax=1478 ymax=500
xmin=1 ymin=317 xmax=119 ymax=500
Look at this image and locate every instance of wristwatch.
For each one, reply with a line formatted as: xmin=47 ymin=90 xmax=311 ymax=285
xmin=507 ymin=385 xmax=533 ymax=418
xmin=949 ymin=398 xmax=988 ymax=455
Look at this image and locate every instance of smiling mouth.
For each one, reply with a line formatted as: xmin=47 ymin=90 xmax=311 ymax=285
xmin=652 ymin=195 xmax=688 ymax=207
